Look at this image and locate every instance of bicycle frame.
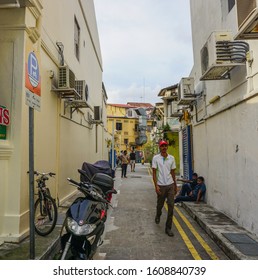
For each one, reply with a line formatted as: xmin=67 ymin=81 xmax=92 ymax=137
xmin=33 ymin=171 xmax=57 ymax=236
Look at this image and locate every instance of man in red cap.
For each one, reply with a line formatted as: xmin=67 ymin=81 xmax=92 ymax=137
xmin=152 ymin=140 xmax=177 ymax=236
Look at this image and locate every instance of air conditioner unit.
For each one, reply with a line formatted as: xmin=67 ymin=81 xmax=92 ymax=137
xmin=58 ymin=65 xmax=75 ymax=89
xmin=163 ymin=89 xmax=178 ymax=100
xmin=170 ymin=101 xmax=183 ymax=117
xmin=75 ymin=80 xmax=89 ymax=101
xmin=235 ymin=0 xmax=258 ymax=39
xmin=178 ymin=77 xmax=195 ymax=105
xmin=94 ymin=106 xmax=102 ymax=122
xmin=200 ymin=31 xmax=248 ymax=80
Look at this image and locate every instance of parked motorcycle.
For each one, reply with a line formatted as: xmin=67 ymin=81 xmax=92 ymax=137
xmin=57 ymin=163 xmax=116 ymax=260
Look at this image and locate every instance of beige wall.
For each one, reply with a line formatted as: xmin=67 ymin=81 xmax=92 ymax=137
xmin=0 ymin=0 xmax=107 ymax=243
xmin=0 ymin=8 xmax=27 ymax=241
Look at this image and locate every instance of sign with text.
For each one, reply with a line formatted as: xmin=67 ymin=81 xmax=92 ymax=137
xmin=0 ymin=105 xmax=10 ymax=140
xmin=25 ymin=51 xmax=41 ymax=111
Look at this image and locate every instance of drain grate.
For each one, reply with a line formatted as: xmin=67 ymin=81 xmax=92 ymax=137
xmin=131 ymin=176 xmax=142 ymax=178
xmin=222 ymin=233 xmax=258 ymax=256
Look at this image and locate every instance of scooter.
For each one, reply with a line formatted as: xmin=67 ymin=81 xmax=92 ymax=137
xmin=58 ymin=169 xmax=116 ymax=260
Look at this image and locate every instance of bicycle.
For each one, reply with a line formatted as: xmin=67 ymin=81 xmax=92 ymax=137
xmin=33 ymin=171 xmax=58 ymax=236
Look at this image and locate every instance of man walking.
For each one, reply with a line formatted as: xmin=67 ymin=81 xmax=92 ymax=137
xmin=129 ymin=148 xmax=136 ymax=172
xmin=152 ymin=140 xmax=177 ymax=237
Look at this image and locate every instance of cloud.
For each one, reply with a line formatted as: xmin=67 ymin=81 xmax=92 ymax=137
xmin=106 ymin=83 xmax=162 ymax=105
xmin=94 ymin=0 xmax=193 ymax=105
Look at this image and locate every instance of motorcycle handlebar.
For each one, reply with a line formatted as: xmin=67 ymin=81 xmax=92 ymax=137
xmin=67 ymin=178 xmax=81 ymax=186
xmin=67 ymin=178 xmax=110 ymax=204
xmin=67 ymin=178 xmax=111 ymax=204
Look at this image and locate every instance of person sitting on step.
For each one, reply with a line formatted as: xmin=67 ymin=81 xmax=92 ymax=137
xmin=174 ymin=176 xmax=206 ymax=204
xmin=176 ymin=172 xmax=198 ymax=197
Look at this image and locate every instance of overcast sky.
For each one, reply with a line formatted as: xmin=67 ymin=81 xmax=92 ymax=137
xmin=94 ymin=0 xmax=193 ymax=105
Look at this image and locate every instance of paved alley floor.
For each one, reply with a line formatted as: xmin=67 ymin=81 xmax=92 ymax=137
xmin=95 ymin=163 xmax=228 ymax=260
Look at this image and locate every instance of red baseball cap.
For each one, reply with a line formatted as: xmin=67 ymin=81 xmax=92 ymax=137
xmin=159 ymin=140 xmax=168 ymax=147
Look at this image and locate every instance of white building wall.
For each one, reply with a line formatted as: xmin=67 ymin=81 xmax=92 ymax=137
xmin=0 ymin=0 xmax=106 ymax=242
xmin=190 ymin=0 xmax=258 ymax=235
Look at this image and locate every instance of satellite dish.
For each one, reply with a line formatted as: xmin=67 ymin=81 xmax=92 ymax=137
xmin=85 ymin=84 xmax=89 ymax=101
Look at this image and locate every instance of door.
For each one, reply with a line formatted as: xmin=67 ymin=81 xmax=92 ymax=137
xmin=182 ymin=125 xmax=193 ymax=179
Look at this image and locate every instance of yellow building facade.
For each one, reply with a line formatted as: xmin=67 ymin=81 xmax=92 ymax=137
xmin=107 ymin=103 xmax=153 ymax=160
xmin=0 ymin=0 xmax=108 ymax=243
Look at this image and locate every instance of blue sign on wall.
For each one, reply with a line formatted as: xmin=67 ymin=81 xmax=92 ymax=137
xmin=28 ymin=52 xmax=40 ymax=88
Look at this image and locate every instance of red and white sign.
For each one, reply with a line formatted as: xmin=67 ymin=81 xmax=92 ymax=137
xmin=0 ymin=106 xmax=10 ymax=126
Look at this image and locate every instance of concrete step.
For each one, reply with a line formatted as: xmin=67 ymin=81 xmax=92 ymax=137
xmin=182 ymin=202 xmax=258 ymax=260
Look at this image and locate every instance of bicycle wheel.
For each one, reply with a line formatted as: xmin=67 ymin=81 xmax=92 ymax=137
xmin=34 ymin=194 xmax=58 ymax=236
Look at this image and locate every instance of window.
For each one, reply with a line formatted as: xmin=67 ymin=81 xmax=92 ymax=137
xmin=124 ymin=139 xmax=128 ymax=145
xmin=74 ymin=17 xmax=80 ymax=61
xmin=228 ymin=0 xmax=235 ymax=12
xmin=116 ymin=122 xmax=122 ymax=130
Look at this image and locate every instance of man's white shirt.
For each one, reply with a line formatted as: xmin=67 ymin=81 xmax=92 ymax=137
xmin=152 ymin=154 xmax=176 ymax=186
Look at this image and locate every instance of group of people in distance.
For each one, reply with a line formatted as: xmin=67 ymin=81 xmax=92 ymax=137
xmin=152 ymin=140 xmax=206 ymax=237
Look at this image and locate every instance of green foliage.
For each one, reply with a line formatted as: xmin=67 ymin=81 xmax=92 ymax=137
xmin=162 ymin=123 xmax=171 ymax=141
xmin=143 ymin=140 xmax=158 ymax=163
xmin=162 ymin=123 xmax=171 ymax=131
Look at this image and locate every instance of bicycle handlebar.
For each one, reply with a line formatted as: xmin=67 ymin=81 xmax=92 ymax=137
xmin=27 ymin=171 xmax=56 ymax=177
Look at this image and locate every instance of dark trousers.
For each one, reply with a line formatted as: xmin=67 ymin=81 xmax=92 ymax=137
xmin=156 ymin=184 xmax=175 ymax=230
xmin=121 ymin=164 xmax=128 ymax=177
xmin=179 ymin=183 xmax=192 ymax=196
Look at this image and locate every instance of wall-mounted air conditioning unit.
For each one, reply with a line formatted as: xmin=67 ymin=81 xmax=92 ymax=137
xmin=178 ymin=77 xmax=195 ymax=105
xmin=235 ymin=0 xmax=258 ymax=39
xmin=75 ymin=80 xmax=89 ymax=101
xmin=170 ymin=101 xmax=183 ymax=117
xmin=200 ymin=31 xmax=248 ymax=80
xmin=58 ymin=65 xmax=75 ymax=89
xmin=163 ymin=89 xmax=178 ymax=100
xmin=94 ymin=106 xmax=102 ymax=122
